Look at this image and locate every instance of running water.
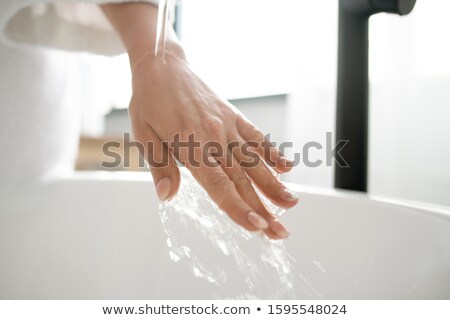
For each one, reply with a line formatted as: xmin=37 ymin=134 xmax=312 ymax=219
xmin=159 ymin=169 xmax=317 ymax=299
xmin=154 ymin=0 xmax=173 ymax=62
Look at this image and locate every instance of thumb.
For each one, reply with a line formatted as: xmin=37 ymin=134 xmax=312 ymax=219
xmin=150 ymin=153 xmax=181 ymax=201
xmin=134 ymin=127 xmax=181 ymax=201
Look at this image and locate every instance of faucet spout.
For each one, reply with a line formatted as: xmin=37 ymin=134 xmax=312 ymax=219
xmin=334 ymin=0 xmax=416 ymax=192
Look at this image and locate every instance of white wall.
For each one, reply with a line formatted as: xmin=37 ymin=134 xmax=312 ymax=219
xmin=282 ymin=0 xmax=338 ymax=190
xmin=369 ymin=1 xmax=450 ymax=205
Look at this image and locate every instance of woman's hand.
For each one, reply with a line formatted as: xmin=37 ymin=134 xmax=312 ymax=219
xmin=101 ymin=2 xmax=299 ymax=239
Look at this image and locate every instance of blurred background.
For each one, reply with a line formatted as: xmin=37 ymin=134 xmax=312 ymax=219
xmin=74 ymin=0 xmax=450 ymax=207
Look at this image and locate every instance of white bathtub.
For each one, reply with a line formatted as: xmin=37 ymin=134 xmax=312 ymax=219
xmin=0 ymin=172 xmax=449 ymax=299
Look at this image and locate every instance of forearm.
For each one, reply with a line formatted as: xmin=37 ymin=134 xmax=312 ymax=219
xmin=100 ymin=2 xmax=185 ymax=69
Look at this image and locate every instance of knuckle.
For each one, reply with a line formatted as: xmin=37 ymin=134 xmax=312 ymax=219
xmin=208 ymin=171 xmax=229 ymax=190
xmin=265 ymin=174 xmax=283 ymax=192
xmin=230 ymin=172 xmax=248 ymax=189
xmin=202 ymin=116 xmax=225 ymax=138
xmin=241 ymin=124 xmax=260 ymax=140
xmin=209 ymin=174 xmax=233 ymax=207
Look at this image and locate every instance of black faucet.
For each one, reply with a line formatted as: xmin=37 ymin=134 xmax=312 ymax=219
xmin=335 ymin=0 xmax=416 ymax=192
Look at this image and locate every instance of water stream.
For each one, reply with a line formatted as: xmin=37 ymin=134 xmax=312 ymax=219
xmin=159 ymin=169 xmax=317 ymax=299
xmin=154 ymin=0 xmax=173 ymax=61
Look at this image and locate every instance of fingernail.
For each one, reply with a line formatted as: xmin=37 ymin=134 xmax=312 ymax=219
xmin=247 ymin=212 xmax=269 ymax=230
xmin=156 ymin=177 xmax=171 ymax=201
xmin=280 ymin=188 xmax=300 ymax=202
xmin=270 ymin=219 xmax=290 ymax=239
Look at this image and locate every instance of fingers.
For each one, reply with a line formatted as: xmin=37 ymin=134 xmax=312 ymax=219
xmin=221 ymin=154 xmax=290 ymax=240
xmin=132 ymin=117 xmax=294 ymax=239
xmin=230 ymin=135 xmax=299 ymax=209
xmin=133 ymin=124 xmax=181 ymax=201
xmin=236 ymin=116 xmax=293 ymax=173
xmin=187 ymin=158 xmax=270 ymax=233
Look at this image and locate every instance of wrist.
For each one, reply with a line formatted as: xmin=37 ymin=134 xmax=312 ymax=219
xmin=130 ymin=40 xmax=187 ymax=74
xmin=101 ymin=2 xmax=186 ymax=69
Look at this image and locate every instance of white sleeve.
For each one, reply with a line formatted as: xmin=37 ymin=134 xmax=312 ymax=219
xmin=0 ymin=0 xmax=159 ymax=56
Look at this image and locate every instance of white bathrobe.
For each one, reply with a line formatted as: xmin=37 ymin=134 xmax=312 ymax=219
xmin=0 ymin=0 xmax=157 ymax=188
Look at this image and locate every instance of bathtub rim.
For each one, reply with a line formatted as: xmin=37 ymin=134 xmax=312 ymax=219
xmin=54 ymin=170 xmax=450 ymax=222
xmin=284 ymin=181 xmax=450 ymax=222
